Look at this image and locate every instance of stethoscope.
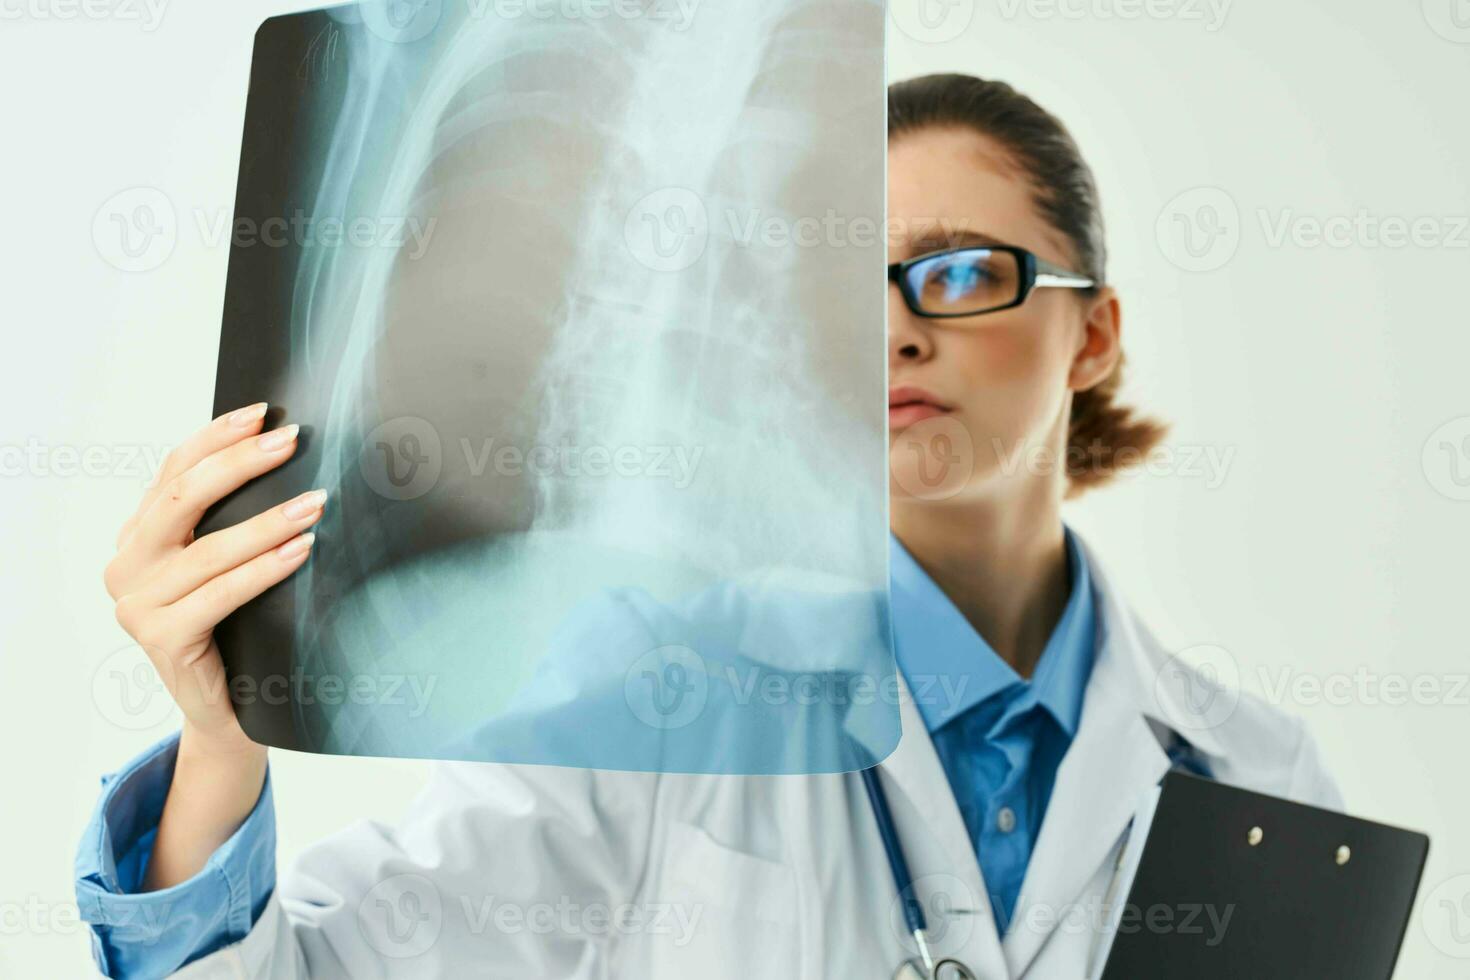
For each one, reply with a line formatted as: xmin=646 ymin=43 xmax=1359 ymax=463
xmin=861 ymin=740 xmax=1212 ymax=980
xmin=861 ymin=767 xmax=980 ymax=980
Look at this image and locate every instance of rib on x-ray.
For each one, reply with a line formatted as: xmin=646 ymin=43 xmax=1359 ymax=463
xmin=198 ymin=0 xmax=896 ymax=773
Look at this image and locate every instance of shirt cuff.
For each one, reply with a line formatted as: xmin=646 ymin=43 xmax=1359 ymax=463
xmin=74 ymin=731 xmax=276 ymax=979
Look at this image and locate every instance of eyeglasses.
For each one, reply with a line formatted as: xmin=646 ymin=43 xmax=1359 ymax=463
xmin=887 ymin=245 xmax=1096 ymax=319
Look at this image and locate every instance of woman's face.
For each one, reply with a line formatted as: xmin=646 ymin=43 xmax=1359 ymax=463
xmin=886 ymin=125 xmax=1118 ymax=504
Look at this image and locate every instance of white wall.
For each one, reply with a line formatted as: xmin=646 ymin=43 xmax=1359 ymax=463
xmin=1 ymin=0 xmax=1465 ymax=976
xmin=0 ymin=3 xmax=437 ymax=975
xmin=891 ymin=0 xmax=1470 ymax=975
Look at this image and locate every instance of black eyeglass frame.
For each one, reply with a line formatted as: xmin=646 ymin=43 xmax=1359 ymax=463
xmin=887 ymin=244 xmax=1098 ymax=319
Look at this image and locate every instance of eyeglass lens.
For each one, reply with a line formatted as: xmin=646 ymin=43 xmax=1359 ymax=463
xmin=905 ymin=248 xmax=1020 ymax=316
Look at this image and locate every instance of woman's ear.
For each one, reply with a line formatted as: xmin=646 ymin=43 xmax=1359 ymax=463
xmin=1068 ymin=286 xmax=1122 ymax=392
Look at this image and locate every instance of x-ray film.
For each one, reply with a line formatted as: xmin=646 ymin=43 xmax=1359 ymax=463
xmin=198 ymin=0 xmax=896 ymax=773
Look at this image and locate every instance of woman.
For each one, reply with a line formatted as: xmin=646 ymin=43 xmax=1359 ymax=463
xmin=76 ymin=74 xmax=1340 ymax=979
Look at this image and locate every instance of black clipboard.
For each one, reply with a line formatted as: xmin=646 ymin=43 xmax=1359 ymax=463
xmin=1100 ymin=772 xmax=1430 ymax=979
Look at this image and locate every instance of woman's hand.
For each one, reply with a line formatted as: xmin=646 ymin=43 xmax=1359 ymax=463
xmin=101 ymin=402 xmax=324 ymax=890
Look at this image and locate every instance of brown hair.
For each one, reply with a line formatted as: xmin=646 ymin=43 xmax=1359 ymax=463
xmin=888 ymin=72 xmax=1168 ymax=497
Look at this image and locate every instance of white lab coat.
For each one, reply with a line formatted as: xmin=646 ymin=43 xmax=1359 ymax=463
xmin=168 ymin=535 xmax=1341 ymax=979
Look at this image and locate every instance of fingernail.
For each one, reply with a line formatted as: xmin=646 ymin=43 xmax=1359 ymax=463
xmin=258 ymin=423 xmax=300 ymax=452
xmin=228 ymin=402 xmax=268 ymax=427
xmin=282 ymin=488 xmax=327 ymax=520
xmin=276 ymin=532 xmax=315 ymax=559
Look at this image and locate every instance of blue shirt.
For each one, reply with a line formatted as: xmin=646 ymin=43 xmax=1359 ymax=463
xmin=74 ymin=734 xmax=277 ymax=978
xmin=74 ymin=528 xmax=1097 ymax=974
xmin=889 ymin=526 xmax=1097 ymax=933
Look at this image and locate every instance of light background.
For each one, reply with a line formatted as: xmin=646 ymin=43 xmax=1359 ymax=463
xmin=1 ymin=0 xmax=1467 ymax=975
xmin=887 ymin=1 xmax=1470 ymax=975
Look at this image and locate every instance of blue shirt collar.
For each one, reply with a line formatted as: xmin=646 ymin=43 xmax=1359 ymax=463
xmin=889 ymin=526 xmax=1096 ymax=736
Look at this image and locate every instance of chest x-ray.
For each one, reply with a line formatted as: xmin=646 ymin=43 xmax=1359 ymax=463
xmin=198 ymin=0 xmax=896 ymax=773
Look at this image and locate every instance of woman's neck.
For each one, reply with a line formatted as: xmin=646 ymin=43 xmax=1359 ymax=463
xmin=891 ymin=486 xmax=1071 ymax=679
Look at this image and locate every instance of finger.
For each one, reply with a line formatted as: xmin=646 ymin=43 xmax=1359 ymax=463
xmin=127 ymin=422 xmax=302 ymax=559
xmin=117 ymin=402 xmax=270 ymax=550
xmin=164 ymin=531 xmax=318 ymax=639
xmin=106 ymin=422 xmax=302 ymax=599
xmin=145 ymin=488 xmax=328 ymax=605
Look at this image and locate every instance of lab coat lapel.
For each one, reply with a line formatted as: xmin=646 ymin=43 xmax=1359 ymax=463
xmin=1000 ymin=541 xmax=1175 ymax=977
xmin=870 ymin=674 xmax=1010 ymax=978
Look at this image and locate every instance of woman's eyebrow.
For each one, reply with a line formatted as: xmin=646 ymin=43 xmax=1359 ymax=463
xmin=898 ymin=226 xmax=1005 ymax=258
xmin=938 ymin=229 xmax=1005 ymax=248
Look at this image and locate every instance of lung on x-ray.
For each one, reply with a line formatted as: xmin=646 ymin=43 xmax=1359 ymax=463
xmin=197 ymin=0 xmax=896 ymax=773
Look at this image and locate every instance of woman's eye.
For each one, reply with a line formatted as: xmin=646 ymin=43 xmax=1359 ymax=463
xmin=938 ymin=262 xmax=987 ymax=293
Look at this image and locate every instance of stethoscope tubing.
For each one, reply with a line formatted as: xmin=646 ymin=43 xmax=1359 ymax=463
xmin=860 ymin=767 xmax=928 ymax=936
xmin=863 ymin=767 xmax=977 ymax=977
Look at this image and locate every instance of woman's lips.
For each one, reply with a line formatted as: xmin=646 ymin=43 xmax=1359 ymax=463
xmin=888 ymin=403 xmax=948 ymax=427
xmin=888 ymin=386 xmax=951 ymax=428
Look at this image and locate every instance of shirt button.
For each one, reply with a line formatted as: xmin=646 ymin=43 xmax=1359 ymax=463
xmin=996 ymin=806 xmax=1017 ymax=833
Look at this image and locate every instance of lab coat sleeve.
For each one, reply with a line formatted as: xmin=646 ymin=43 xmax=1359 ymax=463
xmin=166 ymin=760 xmax=661 ymax=979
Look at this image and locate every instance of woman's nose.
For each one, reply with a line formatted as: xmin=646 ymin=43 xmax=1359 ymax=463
xmin=888 ymin=284 xmax=934 ymax=363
